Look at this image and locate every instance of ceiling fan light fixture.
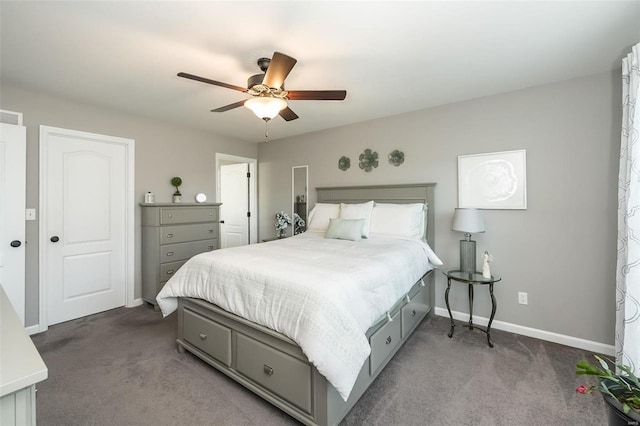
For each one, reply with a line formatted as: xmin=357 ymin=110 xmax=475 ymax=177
xmin=244 ymin=96 xmax=287 ymax=120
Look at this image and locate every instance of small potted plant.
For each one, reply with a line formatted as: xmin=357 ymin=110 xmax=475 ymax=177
xmin=274 ymin=211 xmax=292 ymax=239
xmin=171 ymin=177 xmax=182 ymax=203
xmin=576 ymin=355 xmax=640 ymax=425
xmin=293 ymin=213 xmax=306 ymax=235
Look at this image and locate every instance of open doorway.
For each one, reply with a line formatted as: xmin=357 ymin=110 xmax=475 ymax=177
xmin=216 ymin=153 xmax=257 ymax=247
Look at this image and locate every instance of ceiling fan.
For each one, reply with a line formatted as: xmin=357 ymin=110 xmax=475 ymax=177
xmin=177 ymin=52 xmax=347 ymax=124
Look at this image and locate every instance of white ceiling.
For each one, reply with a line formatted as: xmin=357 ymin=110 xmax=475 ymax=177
xmin=1 ymin=1 xmax=639 ymax=143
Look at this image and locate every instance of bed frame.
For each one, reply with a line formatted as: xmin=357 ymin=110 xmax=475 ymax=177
xmin=175 ymin=183 xmax=436 ymax=426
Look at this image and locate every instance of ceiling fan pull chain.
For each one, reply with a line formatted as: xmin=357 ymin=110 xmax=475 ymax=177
xmin=264 ymin=118 xmax=270 ymax=143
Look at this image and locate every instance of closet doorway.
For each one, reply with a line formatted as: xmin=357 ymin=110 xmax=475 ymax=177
xmin=216 ymin=154 xmax=257 ymax=248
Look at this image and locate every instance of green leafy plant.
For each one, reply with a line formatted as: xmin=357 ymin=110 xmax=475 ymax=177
xmin=576 ymin=355 xmax=640 ymax=414
xmin=170 ymin=177 xmax=182 ymax=196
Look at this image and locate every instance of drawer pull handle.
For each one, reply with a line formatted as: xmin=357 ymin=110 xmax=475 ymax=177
xmin=166 ymin=233 xmax=174 ymax=238
xmin=385 ymin=336 xmax=392 ymax=345
xmin=411 ymin=309 xmax=416 ymax=316
xmin=208 ymin=246 xmax=214 ymax=250
xmin=263 ymin=365 xmax=274 ymax=376
xmin=166 ymin=270 xmax=174 ymax=275
xmin=166 ymin=251 xmax=174 ymax=256
xmin=168 ymin=214 xmax=173 ymax=218
xmin=208 ymin=229 xmax=214 ymax=233
xmin=199 ymin=333 xmax=207 ymax=340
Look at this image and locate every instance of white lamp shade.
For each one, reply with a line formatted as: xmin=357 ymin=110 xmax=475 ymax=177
xmin=244 ymin=97 xmax=287 ymax=120
xmin=452 ymin=208 xmax=485 ymax=234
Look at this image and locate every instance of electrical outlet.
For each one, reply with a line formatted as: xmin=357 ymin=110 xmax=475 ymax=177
xmin=518 ymin=292 xmax=528 ymax=305
xmin=25 ymin=208 xmax=36 ymax=221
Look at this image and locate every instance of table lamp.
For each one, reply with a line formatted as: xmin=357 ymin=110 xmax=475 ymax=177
xmin=452 ymin=208 xmax=485 ymax=274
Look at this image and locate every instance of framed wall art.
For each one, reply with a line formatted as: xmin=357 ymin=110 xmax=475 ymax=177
xmin=458 ymin=149 xmax=527 ymax=209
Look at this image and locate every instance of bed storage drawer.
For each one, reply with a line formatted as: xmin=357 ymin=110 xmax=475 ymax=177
xmin=160 ymin=223 xmax=218 ymax=244
xmin=370 ymin=311 xmax=401 ymax=374
xmin=236 ymin=333 xmax=312 ymax=414
xmin=160 ymin=239 xmax=217 ymax=262
xmin=160 ymin=207 xmax=218 ymax=225
xmin=183 ymin=309 xmax=232 ymax=366
xmin=401 ymin=285 xmax=429 ymax=338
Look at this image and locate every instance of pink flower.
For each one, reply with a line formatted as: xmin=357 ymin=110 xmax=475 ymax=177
xmin=576 ymin=385 xmax=592 ymax=395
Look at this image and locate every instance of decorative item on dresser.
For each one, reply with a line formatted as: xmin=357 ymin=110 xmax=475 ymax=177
xmin=171 ymin=177 xmax=183 ymax=203
xmin=140 ymin=203 xmax=221 ymax=310
xmin=452 ymin=208 xmax=485 ymax=274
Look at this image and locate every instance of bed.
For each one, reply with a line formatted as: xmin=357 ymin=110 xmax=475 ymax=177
xmin=156 ymin=183 xmax=440 ymax=426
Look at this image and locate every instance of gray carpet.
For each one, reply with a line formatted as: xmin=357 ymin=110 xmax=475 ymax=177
xmin=32 ymin=305 xmax=607 ymax=425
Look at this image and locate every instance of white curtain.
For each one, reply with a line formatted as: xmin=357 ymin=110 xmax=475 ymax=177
xmin=616 ymin=42 xmax=640 ymax=369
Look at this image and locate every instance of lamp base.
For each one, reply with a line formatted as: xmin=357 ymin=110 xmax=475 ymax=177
xmin=460 ymin=239 xmax=476 ymax=274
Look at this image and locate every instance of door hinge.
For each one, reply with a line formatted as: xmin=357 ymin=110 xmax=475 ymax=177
xmin=246 ymin=172 xmax=251 ymax=178
xmin=247 ymin=212 xmax=251 ymax=218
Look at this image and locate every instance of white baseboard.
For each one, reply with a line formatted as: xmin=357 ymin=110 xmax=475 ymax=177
xmin=25 ymin=324 xmax=41 ymax=336
xmin=128 ymin=298 xmax=144 ymax=308
xmin=434 ymin=307 xmax=615 ymax=356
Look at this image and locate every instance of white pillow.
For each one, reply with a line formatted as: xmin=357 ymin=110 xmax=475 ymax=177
xmin=339 ymin=201 xmax=374 ymax=238
xmin=307 ymin=203 xmax=340 ymax=232
xmin=369 ymin=203 xmax=426 ymax=240
xmin=324 ymin=218 xmax=365 ymax=241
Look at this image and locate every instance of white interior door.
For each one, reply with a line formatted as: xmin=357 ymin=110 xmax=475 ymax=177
xmin=41 ymin=126 xmax=132 ymax=326
xmin=0 ymin=123 xmax=26 ymax=324
xmin=220 ymin=163 xmax=249 ymax=248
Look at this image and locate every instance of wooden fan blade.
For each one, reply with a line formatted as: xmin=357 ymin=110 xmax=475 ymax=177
xmin=279 ymin=107 xmax=299 ymax=121
xmin=178 ymin=72 xmax=247 ymax=93
xmin=287 ymin=90 xmax=347 ymax=101
xmin=262 ymin=52 xmax=297 ymax=89
xmin=211 ymin=100 xmax=246 ymax=112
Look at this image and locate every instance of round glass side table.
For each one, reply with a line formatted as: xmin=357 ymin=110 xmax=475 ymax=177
xmin=443 ymin=269 xmax=502 ymax=347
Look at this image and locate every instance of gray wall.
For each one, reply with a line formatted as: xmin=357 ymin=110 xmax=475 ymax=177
xmin=2 ymin=83 xmax=258 ymax=327
xmin=258 ymin=70 xmax=620 ymax=346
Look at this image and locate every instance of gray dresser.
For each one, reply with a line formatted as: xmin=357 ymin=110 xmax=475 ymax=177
xmin=141 ymin=203 xmax=221 ymax=308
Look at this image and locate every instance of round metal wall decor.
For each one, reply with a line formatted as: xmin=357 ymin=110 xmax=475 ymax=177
xmin=338 ymin=156 xmax=351 ymax=171
xmin=359 ymin=149 xmax=379 ymax=172
xmin=388 ymin=150 xmax=405 ymax=166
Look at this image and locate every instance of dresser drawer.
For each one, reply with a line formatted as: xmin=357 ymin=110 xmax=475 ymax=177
xmin=160 ymin=239 xmax=217 ymax=263
xmin=160 ymin=207 xmax=218 ymax=225
xmin=370 ymin=311 xmax=401 ymax=374
xmin=183 ymin=309 xmax=232 ymax=366
xmin=236 ymin=333 xmax=312 ymax=414
xmin=160 ymin=260 xmax=188 ymax=280
xmin=401 ymin=285 xmax=429 ymax=338
xmin=161 ymin=223 xmax=218 ymax=244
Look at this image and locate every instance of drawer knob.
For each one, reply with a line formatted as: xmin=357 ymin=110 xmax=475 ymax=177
xmin=199 ymin=333 xmax=207 ymax=340
xmin=411 ymin=309 xmax=416 ymax=317
xmin=167 ymin=233 xmax=174 ymax=238
xmin=385 ymin=336 xmax=392 ymax=345
xmin=209 ymin=212 xmax=213 ymax=216
xmin=168 ymin=214 xmax=173 ymax=218
xmin=208 ymin=229 xmax=214 ymax=233
xmin=166 ymin=251 xmax=174 ymax=256
xmin=166 ymin=270 xmax=174 ymax=275
xmin=263 ymin=365 xmax=274 ymax=376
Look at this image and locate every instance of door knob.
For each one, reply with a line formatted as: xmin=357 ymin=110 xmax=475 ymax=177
xmin=50 ymin=236 xmax=60 ymax=243
xmin=10 ymin=240 xmax=21 ymax=247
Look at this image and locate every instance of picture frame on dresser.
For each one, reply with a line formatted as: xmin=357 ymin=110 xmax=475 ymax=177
xmin=140 ymin=203 xmax=221 ymax=310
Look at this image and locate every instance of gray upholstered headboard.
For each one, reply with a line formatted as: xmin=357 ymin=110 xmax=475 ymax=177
xmin=315 ymin=183 xmax=436 ymax=250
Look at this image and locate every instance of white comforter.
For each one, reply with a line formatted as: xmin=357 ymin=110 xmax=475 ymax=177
xmin=156 ymin=232 xmax=442 ymax=401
